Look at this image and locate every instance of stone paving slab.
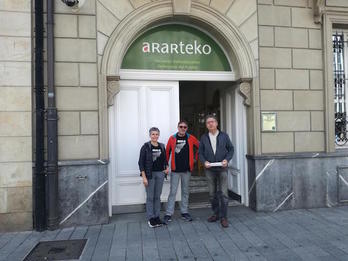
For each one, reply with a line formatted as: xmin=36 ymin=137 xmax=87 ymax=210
xmin=1 ymin=206 xmax=348 ymax=260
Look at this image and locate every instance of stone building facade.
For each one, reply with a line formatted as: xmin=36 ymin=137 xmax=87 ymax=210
xmin=0 ymin=1 xmax=33 ymax=231
xmin=1 ymin=0 xmax=348 ymax=232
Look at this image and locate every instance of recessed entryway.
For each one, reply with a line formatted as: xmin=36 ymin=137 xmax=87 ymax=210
xmin=179 ymin=81 xmax=245 ymax=208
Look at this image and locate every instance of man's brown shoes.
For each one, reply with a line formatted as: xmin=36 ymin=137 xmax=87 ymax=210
xmin=207 ymin=215 xmax=219 ymax=222
xmin=208 ymin=215 xmax=229 ymax=227
xmin=220 ymin=218 xmax=229 ymax=228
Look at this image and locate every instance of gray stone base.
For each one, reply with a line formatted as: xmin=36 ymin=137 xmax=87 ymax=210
xmin=247 ymin=151 xmax=348 ymax=212
xmin=58 ymin=160 xmax=109 ymax=227
xmin=55 ymin=152 xmax=348 ymax=227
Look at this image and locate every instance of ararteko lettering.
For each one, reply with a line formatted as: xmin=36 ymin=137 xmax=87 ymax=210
xmin=142 ymin=41 xmax=212 ymax=55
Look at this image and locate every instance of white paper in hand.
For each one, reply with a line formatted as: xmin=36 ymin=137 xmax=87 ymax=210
xmin=209 ymin=162 xmax=223 ymax=167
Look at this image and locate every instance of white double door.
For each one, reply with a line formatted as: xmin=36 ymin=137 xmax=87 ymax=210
xmin=109 ymin=80 xmax=247 ymax=209
xmin=109 ymin=80 xmax=181 ymax=207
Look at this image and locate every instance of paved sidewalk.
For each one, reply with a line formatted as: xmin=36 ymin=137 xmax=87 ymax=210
xmin=1 ymin=206 xmax=348 ymax=260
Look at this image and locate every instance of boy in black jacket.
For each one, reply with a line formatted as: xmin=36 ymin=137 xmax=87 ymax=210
xmin=138 ymin=127 xmax=169 ymax=228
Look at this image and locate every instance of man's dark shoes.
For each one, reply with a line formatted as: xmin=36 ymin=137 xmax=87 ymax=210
xmin=207 ymin=215 xmax=219 ymax=222
xmin=154 ymin=217 xmax=163 ymax=227
xmin=181 ymin=213 xmax=193 ymax=222
xmin=148 ymin=218 xmax=157 ymax=228
xmin=221 ymin=218 xmax=229 ymax=228
xmin=163 ymin=215 xmax=172 ymax=224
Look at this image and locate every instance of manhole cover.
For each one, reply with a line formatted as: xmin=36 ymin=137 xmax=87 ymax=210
xmin=24 ymin=239 xmax=87 ymax=261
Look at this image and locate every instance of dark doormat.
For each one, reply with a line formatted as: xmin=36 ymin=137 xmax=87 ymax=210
xmin=23 ymin=239 xmax=87 ymax=261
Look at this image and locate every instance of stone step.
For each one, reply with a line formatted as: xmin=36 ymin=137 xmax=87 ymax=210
xmin=189 ymin=180 xmax=208 ymax=187
xmin=189 ymin=186 xmax=209 ymax=193
xmin=190 ymin=176 xmax=207 ymax=181
xmin=189 ymin=176 xmax=207 ymax=185
xmin=189 ymin=176 xmax=208 ymax=193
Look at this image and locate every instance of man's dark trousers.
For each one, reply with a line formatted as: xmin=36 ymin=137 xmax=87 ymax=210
xmin=205 ymin=168 xmax=228 ymax=218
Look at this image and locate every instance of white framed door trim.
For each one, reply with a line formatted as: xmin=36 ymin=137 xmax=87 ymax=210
xmin=108 ymin=72 xmax=249 ymax=216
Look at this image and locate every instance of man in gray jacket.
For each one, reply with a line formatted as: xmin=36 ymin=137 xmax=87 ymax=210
xmin=198 ymin=115 xmax=234 ymax=228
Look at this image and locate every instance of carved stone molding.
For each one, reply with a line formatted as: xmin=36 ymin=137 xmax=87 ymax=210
xmin=313 ymin=0 xmax=325 ymax=24
xmin=173 ymin=0 xmax=191 ymax=15
xmin=107 ymin=76 xmax=120 ymax=107
xmin=239 ymin=80 xmax=252 ymax=107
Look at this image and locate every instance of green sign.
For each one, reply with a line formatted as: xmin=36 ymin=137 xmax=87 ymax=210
xmin=121 ymin=24 xmax=231 ymax=71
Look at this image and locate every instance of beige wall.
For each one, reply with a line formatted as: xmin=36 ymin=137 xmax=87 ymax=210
xmin=53 ymin=0 xmax=99 ymax=160
xmin=1 ymin=0 xmax=339 ymax=230
xmin=258 ymin=0 xmax=325 ymax=154
xmin=326 ymin=0 xmax=348 ymax=8
xmin=60 ymin=0 xmax=330 ymax=158
xmin=0 ymin=0 xmax=32 ymax=231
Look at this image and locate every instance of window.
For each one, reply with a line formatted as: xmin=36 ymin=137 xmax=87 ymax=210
xmin=333 ymin=30 xmax=348 ymax=147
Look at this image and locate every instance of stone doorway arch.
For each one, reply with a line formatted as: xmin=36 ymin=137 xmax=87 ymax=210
xmin=98 ymin=0 xmax=259 ymax=160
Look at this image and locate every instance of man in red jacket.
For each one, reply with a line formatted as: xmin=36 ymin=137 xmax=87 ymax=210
xmin=163 ymin=120 xmax=199 ymax=224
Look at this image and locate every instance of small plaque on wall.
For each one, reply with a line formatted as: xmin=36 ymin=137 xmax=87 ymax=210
xmin=262 ymin=112 xmax=277 ymax=132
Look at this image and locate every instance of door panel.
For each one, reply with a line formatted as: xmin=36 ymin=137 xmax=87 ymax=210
xmin=110 ymin=80 xmax=180 ymax=207
xmin=220 ymin=86 xmax=246 ymax=196
xmin=116 ymin=89 xmax=140 ymax=175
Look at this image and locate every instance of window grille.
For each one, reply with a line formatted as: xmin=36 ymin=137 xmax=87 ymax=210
xmin=333 ymin=31 xmax=348 ymax=146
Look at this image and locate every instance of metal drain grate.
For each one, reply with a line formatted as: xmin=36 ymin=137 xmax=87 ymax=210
xmin=24 ymin=239 xmax=87 ymax=261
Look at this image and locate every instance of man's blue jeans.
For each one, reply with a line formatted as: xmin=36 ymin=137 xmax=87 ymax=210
xmin=205 ymin=168 xmax=228 ymax=219
xmin=166 ymin=171 xmax=191 ymax=215
xmin=145 ymin=171 xmax=165 ymax=220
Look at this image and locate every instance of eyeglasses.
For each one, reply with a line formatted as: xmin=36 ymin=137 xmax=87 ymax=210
xmin=179 ymin=126 xmax=188 ymax=129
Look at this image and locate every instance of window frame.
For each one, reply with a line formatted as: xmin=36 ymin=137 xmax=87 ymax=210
xmin=323 ymin=13 xmax=348 ymax=152
xmin=333 ymin=29 xmax=348 ymax=148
